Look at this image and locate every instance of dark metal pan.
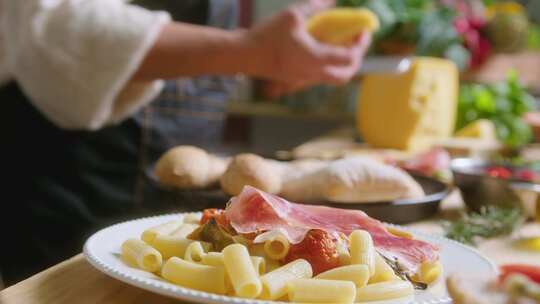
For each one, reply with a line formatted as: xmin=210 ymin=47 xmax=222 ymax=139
xmin=167 ymin=174 xmax=450 ymax=224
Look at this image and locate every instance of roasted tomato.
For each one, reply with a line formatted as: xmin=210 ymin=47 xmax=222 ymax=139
xmin=284 ymin=229 xmax=340 ymax=275
xmin=200 ymin=209 xmax=230 ymax=230
xmin=500 ymin=264 xmax=540 ymax=285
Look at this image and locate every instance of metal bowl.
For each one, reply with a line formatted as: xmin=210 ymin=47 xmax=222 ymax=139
xmin=451 ymin=158 xmax=540 ymax=215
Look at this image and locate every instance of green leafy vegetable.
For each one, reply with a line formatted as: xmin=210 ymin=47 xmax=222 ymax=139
xmin=336 ymin=0 xmax=469 ymax=69
xmin=527 ymin=24 xmax=540 ymax=50
xmin=443 ymin=206 xmax=524 ymax=246
xmin=189 ymin=218 xmax=234 ymax=251
xmin=457 ymin=72 xmax=537 ymax=148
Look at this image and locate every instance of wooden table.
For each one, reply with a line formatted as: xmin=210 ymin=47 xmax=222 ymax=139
xmin=1 ymin=190 xmax=539 ymax=304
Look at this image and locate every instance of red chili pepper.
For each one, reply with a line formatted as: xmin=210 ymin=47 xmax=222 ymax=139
xmin=500 ymin=264 xmax=540 ymax=284
xmin=486 ymin=166 xmax=512 ymax=179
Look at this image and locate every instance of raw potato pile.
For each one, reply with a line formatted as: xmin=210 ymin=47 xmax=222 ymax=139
xmin=154 ymin=146 xmax=424 ymax=203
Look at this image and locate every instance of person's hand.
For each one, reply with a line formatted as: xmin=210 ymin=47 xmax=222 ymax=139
xmin=243 ymin=0 xmax=371 ymax=97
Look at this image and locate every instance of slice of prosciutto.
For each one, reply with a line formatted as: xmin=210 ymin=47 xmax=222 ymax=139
xmin=225 ymin=185 xmax=439 ymax=275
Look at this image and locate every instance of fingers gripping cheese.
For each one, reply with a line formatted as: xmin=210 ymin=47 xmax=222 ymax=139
xmin=307 ymin=8 xmax=379 ymax=45
xmin=358 ymin=57 xmax=458 ymax=152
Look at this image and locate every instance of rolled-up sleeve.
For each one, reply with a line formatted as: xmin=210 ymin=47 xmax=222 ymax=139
xmin=3 ymin=0 xmax=171 ymax=130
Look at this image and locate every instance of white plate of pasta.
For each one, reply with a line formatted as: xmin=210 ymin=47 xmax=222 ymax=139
xmin=84 ymin=211 xmax=496 ymax=304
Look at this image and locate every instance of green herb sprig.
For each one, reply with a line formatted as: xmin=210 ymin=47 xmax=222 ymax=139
xmin=457 ymin=72 xmax=537 ymax=148
xmin=443 ymin=206 xmax=524 ymax=246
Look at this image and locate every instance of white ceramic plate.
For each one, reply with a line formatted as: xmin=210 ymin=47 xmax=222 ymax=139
xmin=84 ymin=213 xmax=498 ymax=304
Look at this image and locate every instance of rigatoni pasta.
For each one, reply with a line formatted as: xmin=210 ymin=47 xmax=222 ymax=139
xmin=413 ymin=261 xmax=443 ymax=284
xmin=182 ymin=213 xmax=202 ymax=224
xmin=149 ymin=235 xmax=194 ymax=259
xmin=119 ymin=211 xmax=442 ymax=303
xmin=170 ymin=223 xmax=198 ymax=238
xmin=250 ymin=256 xmax=266 ymax=275
xmin=315 ymin=264 xmax=369 ymax=288
xmin=355 ymin=280 xmax=414 ymax=302
xmin=200 ymin=252 xmax=266 ymax=275
xmin=121 ymin=239 xmax=162 ymax=272
xmin=184 ymin=241 xmax=210 ymax=262
xmin=263 ymin=233 xmax=290 ymax=260
xmin=259 ymin=259 xmax=313 ymax=300
xmin=349 ymin=230 xmax=375 ymax=276
xmin=369 ymin=252 xmax=398 ymax=283
xmin=287 ymin=278 xmax=356 ymax=303
xmin=161 ymin=257 xmax=226 ymax=294
xmin=141 ymin=220 xmax=182 ymax=244
xmin=222 ymin=244 xmax=262 ymax=299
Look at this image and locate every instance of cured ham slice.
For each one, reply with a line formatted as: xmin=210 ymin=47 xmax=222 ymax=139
xmin=225 ymin=186 xmax=439 ymax=274
xmin=399 ymin=148 xmax=451 ymax=177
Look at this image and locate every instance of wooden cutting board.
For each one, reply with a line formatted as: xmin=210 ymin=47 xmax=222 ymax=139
xmin=284 ymin=127 xmax=503 ymax=160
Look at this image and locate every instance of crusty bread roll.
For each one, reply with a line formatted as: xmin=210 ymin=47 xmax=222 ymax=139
xmin=220 ymin=153 xmax=283 ymax=196
xmin=154 ymin=146 xmax=229 ymax=189
xmin=281 ymin=159 xmax=329 ymax=181
xmin=280 ymin=157 xmax=424 ymax=203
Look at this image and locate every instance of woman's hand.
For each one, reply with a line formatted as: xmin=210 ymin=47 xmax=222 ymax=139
xmin=133 ymin=0 xmax=370 ymax=97
xmin=243 ymin=0 xmax=371 ymax=97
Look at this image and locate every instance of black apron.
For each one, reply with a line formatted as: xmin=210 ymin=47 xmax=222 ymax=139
xmin=1 ymin=0 xmax=239 ymax=285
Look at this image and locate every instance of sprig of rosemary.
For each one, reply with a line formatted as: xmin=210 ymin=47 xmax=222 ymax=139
xmin=443 ymin=206 xmax=525 ymax=246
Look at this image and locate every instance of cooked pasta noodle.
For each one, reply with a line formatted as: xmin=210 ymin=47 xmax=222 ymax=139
xmin=413 ymin=261 xmax=443 ymax=284
xmin=260 ymin=259 xmax=312 ymax=300
xmin=349 ymin=230 xmax=375 ymax=276
xmin=182 ymin=213 xmax=202 ymax=224
xmin=150 ymin=235 xmax=194 ymax=259
xmin=141 ymin=220 xmax=182 ymax=244
xmin=355 ymin=280 xmax=414 ymax=302
xmin=223 ymin=244 xmax=262 ymax=299
xmin=287 ymin=278 xmax=356 ymax=303
xmin=369 ymin=252 xmax=398 ymax=283
xmin=162 ymin=257 xmax=226 ymax=294
xmin=170 ymin=223 xmax=199 ymax=238
xmin=184 ymin=241 xmax=210 ymax=262
xmin=315 ymin=264 xmax=369 ymax=288
xmin=200 ymin=252 xmax=266 ymax=275
xmin=121 ymin=239 xmax=162 ymax=272
xmin=263 ymin=234 xmax=290 ymax=260
xmin=386 ymin=226 xmax=414 ymax=239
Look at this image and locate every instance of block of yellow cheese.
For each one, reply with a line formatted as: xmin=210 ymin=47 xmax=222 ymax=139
xmin=307 ymin=8 xmax=379 ymax=46
xmin=357 ymin=57 xmax=458 ymax=152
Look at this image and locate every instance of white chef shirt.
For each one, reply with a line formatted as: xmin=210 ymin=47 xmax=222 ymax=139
xmin=0 ymin=0 xmax=171 ymax=130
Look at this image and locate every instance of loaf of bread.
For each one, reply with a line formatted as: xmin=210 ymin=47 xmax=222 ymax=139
xmin=280 ymin=157 xmax=424 ymax=203
xmin=154 ymin=146 xmax=229 ymax=189
xmin=220 ymin=153 xmax=283 ymax=196
xmin=155 ymin=147 xmax=424 ymax=204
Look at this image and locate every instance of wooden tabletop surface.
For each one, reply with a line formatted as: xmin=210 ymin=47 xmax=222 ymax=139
xmin=1 ymin=191 xmax=539 ymax=304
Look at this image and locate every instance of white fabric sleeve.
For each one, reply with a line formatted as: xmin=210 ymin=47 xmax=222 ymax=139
xmin=4 ymin=0 xmax=171 ymax=130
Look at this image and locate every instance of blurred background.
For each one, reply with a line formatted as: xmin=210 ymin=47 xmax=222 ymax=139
xmin=220 ymin=0 xmax=540 ymax=157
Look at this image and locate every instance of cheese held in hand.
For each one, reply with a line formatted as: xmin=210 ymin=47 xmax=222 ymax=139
xmin=307 ymin=8 xmax=379 ymax=46
xmin=358 ymin=57 xmax=458 ymax=152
